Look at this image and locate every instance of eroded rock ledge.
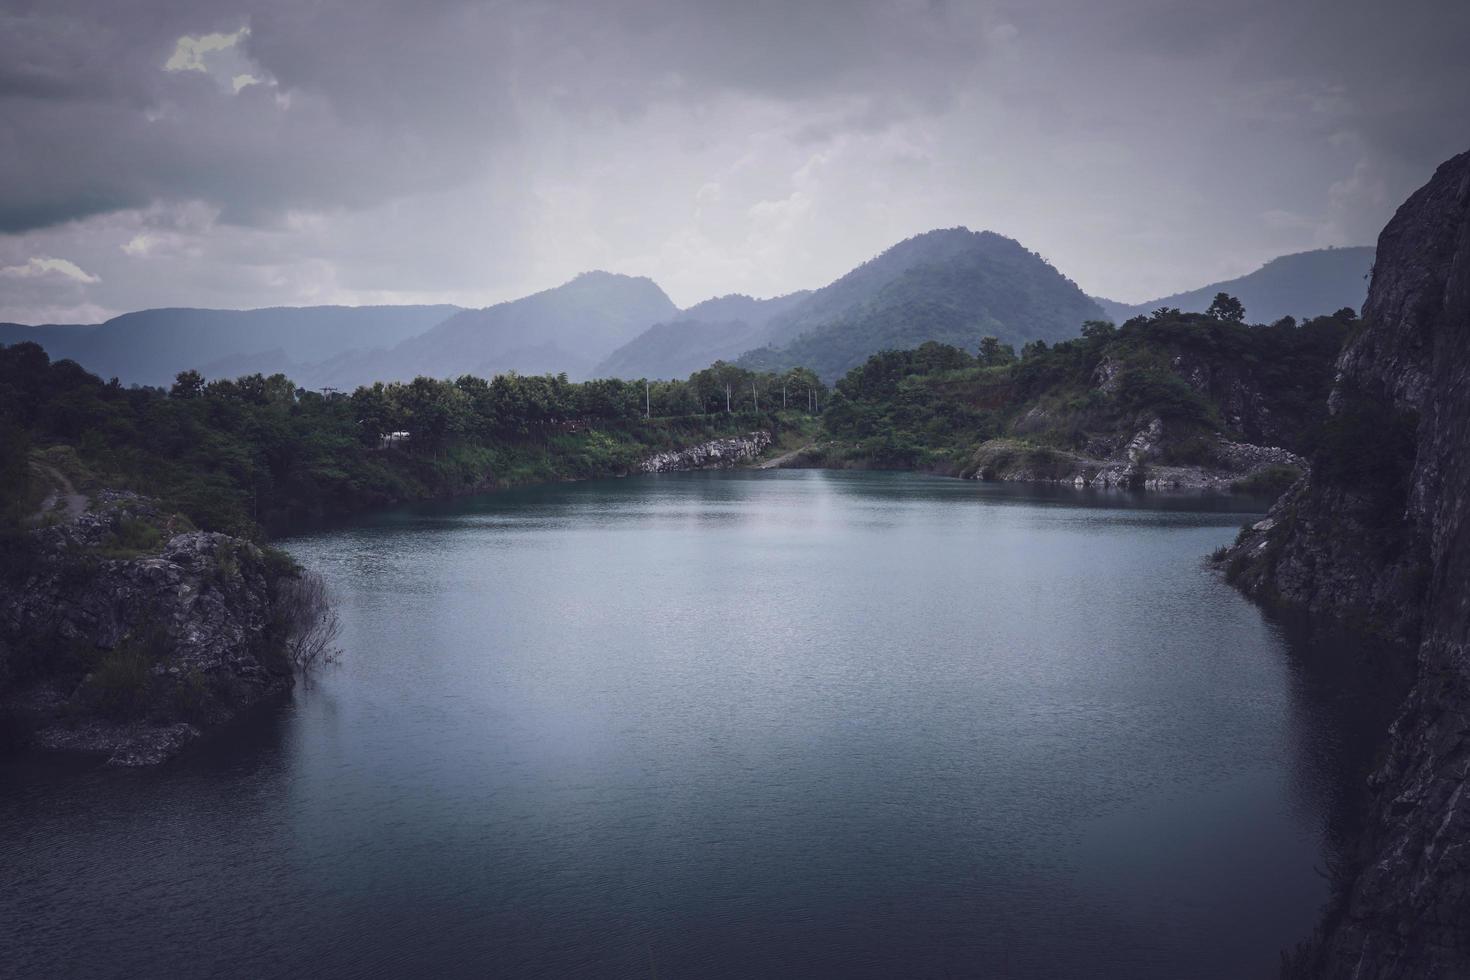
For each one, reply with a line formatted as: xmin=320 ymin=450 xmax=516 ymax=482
xmin=640 ymin=431 xmax=773 ymax=473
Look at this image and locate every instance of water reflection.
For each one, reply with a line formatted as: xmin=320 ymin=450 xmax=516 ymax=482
xmin=1 ymin=471 xmax=1391 ymax=980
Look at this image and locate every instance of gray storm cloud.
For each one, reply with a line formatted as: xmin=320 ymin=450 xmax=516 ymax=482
xmin=0 ymin=0 xmax=1466 ymax=322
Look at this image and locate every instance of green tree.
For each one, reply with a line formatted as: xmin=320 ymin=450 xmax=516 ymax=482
xmin=978 ymin=336 xmax=1018 ymax=367
xmin=350 ymin=383 xmax=398 ymax=443
xmin=1205 ymin=293 xmax=1246 ymax=323
xmin=170 ymin=369 xmax=205 ymax=399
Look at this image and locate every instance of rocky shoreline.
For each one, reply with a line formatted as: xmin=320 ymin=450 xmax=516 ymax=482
xmin=639 ymin=431 xmax=774 ymax=473
xmin=1218 ymin=150 xmax=1470 ymax=978
xmin=763 ymin=426 xmax=1303 ymax=494
xmin=0 ymin=430 xmax=783 ymax=768
xmin=960 ymin=422 xmax=1304 ymax=491
xmin=0 ymin=491 xmax=302 ymax=767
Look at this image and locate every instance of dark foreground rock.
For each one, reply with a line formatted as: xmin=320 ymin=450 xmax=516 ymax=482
xmin=1220 ymin=150 xmax=1470 ymax=978
xmin=0 ymin=491 xmax=297 ymax=766
xmin=640 ymin=431 xmax=773 ymax=472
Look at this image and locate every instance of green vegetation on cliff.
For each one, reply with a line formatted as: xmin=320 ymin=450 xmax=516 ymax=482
xmin=817 ymin=306 xmax=1357 ymax=473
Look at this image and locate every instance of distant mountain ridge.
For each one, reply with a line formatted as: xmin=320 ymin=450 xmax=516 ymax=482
xmin=2 ymin=241 xmax=1375 ymax=390
xmin=593 ymin=291 xmax=811 ymax=381
xmin=1093 ymin=247 xmax=1374 ymax=324
xmin=736 ymin=228 xmax=1105 ymax=380
xmin=311 ymin=271 xmax=677 ymax=388
xmin=0 ymin=305 xmax=462 ymax=388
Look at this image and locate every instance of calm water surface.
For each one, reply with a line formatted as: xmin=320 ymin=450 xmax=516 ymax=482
xmin=3 ymin=471 xmax=1393 ymax=978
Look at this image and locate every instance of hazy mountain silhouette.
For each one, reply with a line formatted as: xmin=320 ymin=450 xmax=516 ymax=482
xmin=1 ymin=243 xmax=1375 ymax=390
xmin=307 ymin=271 xmax=678 ymax=388
xmin=0 ymin=306 xmax=461 ymax=388
xmin=593 ymin=292 xmax=811 ymax=380
xmin=1092 ymin=246 xmax=1374 ymax=324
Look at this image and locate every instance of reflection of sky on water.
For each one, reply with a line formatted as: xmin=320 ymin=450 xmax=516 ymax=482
xmin=2 ymin=470 xmax=1393 ymax=980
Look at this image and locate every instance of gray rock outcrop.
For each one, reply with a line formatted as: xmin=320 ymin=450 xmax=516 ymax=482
xmin=964 ymin=423 xmax=1304 ymax=492
xmin=640 ymin=431 xmax=773 ymax=473
xmin=1220 ymin=150 xmax=1470 ymax=977
xmin=0 ymin=491 xmax=296 ymax=766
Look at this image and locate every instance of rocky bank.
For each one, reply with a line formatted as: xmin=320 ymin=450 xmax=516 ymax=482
xmin=640 ymin=431 xmax=773 ymax=472
xmin=1220 ymin=150 xmax=1470 ymax=977
xmin=0 ymin=491 xmax=300 ymax=766
xmin=962 ymin=424 xmax=1303 ymax=491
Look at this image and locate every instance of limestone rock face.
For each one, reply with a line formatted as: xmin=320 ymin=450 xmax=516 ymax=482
xmin=640 ymin=431 xmax=773 ymax=473
xmin=963 ymin=423 xmax=1303 ymax=492
xmin=1221 ymin=150 xmax=1470 ymax=978
xmin=0 ymin=491 xmax=294 ymax=766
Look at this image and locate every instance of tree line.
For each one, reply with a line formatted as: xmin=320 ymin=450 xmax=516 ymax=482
xmin=0 ymin=342 xmax=826 ymax=538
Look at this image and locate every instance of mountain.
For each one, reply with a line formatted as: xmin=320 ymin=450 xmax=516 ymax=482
xmin=735 ymin=228 xmax=1105 ymax=381
xmin=0 ymin=322 xmax=99 ymax=366
xmin=1094 ymin=246 xmax=1374 ymax=324
xmin=592 ymin=291 xmax=810 ymax=380
xmin=0 ymin=306 xmax=461 ymax=388
xmin=311 ymin=271 xmax=678 ymax=388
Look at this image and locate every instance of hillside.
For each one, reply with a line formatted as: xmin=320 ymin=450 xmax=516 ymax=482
xmin=803 ymin=307 xmax=1354 ymax=489
xmin=1094 ymin=247 xmax=1374 ymax=324
xmin=737 ymin=228 xmax=1105 ymax=381
xmin=593 ymin=291 xmax=810 ymax=380
xmin=0 ymin=306 xmax=461 ymax=388
xmin=312 ymin=271 xmax=678 ymax=388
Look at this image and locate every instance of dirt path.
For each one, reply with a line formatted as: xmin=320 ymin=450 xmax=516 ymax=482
xmin=29 ymin=462 xmax=88 ymax=524
xmin=755 ymin=446 xmax=811 ymax=470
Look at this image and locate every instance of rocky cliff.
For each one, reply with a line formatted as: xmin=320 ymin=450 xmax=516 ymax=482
xmin=1221 ymin=150 xmax=1470 ymax=977
xmin=639 ymin=431 xmax=774 ymax=473
xmin=0 ymin=491 xmax=301 ymax=766
xmin=963 ymin=424 xmax=1304 ymax=491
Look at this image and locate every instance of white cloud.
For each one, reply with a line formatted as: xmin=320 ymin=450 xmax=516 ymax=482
xmin=0 ymin=256 xmax=101 ymax=284
xmin=164 ymin=28 xmax=249 ymax=73
xmin=121 ymin=234 xmax=156 ymax=256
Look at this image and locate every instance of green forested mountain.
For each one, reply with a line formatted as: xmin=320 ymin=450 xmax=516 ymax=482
xmin=738 ymin=228 xmax=1104 ymax=381
xmin=1093 ymin=247 xmax=1374 ymax=324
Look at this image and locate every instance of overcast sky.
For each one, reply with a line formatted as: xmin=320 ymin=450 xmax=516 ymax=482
xmin=1 ymin=0 xmax=1466 ymax=323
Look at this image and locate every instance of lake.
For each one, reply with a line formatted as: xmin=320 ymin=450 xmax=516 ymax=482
xmin=1 ymin=470 xmax=1394 ymax=978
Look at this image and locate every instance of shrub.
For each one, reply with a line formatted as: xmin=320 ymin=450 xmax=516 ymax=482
xmin=171 ymin=667 xmax=211 ymax=724
xmin=96 ymin=516 xmax=164 ymax=559
xmin=90 ymin=641 xmax=156 ymax=720
xmin=259 ymin=545 xmax=301 ymax=583
xmin=276 ymin=570 xmax=342 ymax=678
